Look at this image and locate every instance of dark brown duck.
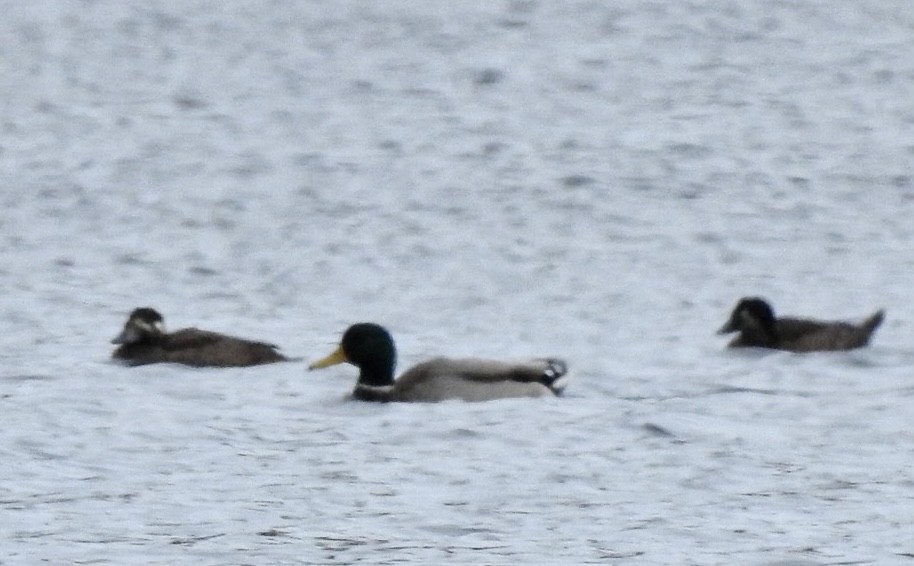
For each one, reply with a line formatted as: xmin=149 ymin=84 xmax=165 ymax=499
xmin=112 ymin=307 xmax=288 ymax=367
xmin=718 ymin=297 xmax=885 ymax=352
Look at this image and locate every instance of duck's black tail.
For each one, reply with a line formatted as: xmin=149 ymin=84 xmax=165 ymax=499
xmin=542 ymin=358 xmax=570 ymax=395
xmin=863 ymin=309 xmax=885 ymax=335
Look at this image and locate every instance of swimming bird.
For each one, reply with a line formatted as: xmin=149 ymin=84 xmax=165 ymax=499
xmin=111 ymin=307 xmax=288 ymax=367
xmin=308 ymin=323 xmax=569 ymax=402
xmin=718 ymin=297 xmax=885 ymax=352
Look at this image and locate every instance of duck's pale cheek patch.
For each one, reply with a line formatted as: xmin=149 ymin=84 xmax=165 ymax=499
xmin=739 ymin=310 xmax=756 ymax=328
xmin=112 ymin=327 xmax=139 ymax=344
xmin=135 ymin=320 xmax=158 ymax=334
xmin=153 ymin=321 xmax=166 ymax=334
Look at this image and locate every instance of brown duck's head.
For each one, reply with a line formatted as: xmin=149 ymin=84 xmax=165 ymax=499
xmin=112 ymin=307 xmax=166 ymax=345
xmin=718 ymin=297 xmax=777 ymax=336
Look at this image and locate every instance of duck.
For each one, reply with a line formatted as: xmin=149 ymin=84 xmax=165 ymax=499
xmin=717 ymin=297 xmax=885 ymax=352
xmin=111 ymin=307 xmax=289 ymax=367
xmin=308 ymin=323 xmax=569 ymax=402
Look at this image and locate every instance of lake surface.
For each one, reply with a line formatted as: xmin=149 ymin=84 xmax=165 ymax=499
xmin=2 ymin=1 xmax=914 ymax=564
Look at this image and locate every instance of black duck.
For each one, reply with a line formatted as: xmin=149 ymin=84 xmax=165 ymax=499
xmin=718 ymin=297 xmax=884 ymax=352
xmin=112 ymin=307 xmax=288 ymax=367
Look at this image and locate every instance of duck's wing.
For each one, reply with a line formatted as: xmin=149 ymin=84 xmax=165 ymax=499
xmin=778 ymin=310 xmax=885 ymax=352
xmin=774 ymin=318 xmax=831 ymax=343
xmin=162 ymin=328 xmax=287 ymax=366
xmin=390 ymin=357 xmax=569 ymax=402
xmin=111 ymin=329 xmax=209 ymax=365
xmin=164 ymin=328 xmax=224 ymax=348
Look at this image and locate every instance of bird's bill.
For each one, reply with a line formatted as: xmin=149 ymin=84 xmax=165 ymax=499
xmin=717 ymin=317 xmax=737 ymax=334
xmin=111 ymin=326 xmax=139 ymax=344
xmin=308 ymin=345 xmax=348 ymax=370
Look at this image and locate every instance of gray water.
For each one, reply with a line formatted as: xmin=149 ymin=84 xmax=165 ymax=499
xmin=2 ymin=1 xmax=914 ymax=564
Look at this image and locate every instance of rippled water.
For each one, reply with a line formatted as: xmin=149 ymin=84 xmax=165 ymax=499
xmin=2 ymin=1 xmax=914 ymax=564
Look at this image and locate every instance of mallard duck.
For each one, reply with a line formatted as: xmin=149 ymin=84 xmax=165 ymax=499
xmin=308 ymin=323 xmax=569 ymax=402
xmin=718 ymin=297 xmax=885 ymax=352
xmin=111 ymin=307 xmax=288 ymax=367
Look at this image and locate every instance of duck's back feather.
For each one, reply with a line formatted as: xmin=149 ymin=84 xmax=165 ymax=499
xmin=113 ymin=328 xmax=286 ymax=367
xmin=353 ymin=357 xmax=567 ymax=402
xmin=730 ymin=310 xmax=885 ymax=352
xmin=779 ymin=310 xmax=884 ymax=352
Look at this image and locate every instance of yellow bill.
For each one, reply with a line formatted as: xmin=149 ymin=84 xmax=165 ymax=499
xmin=308 ymin=345 xmax=348 ymax=370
